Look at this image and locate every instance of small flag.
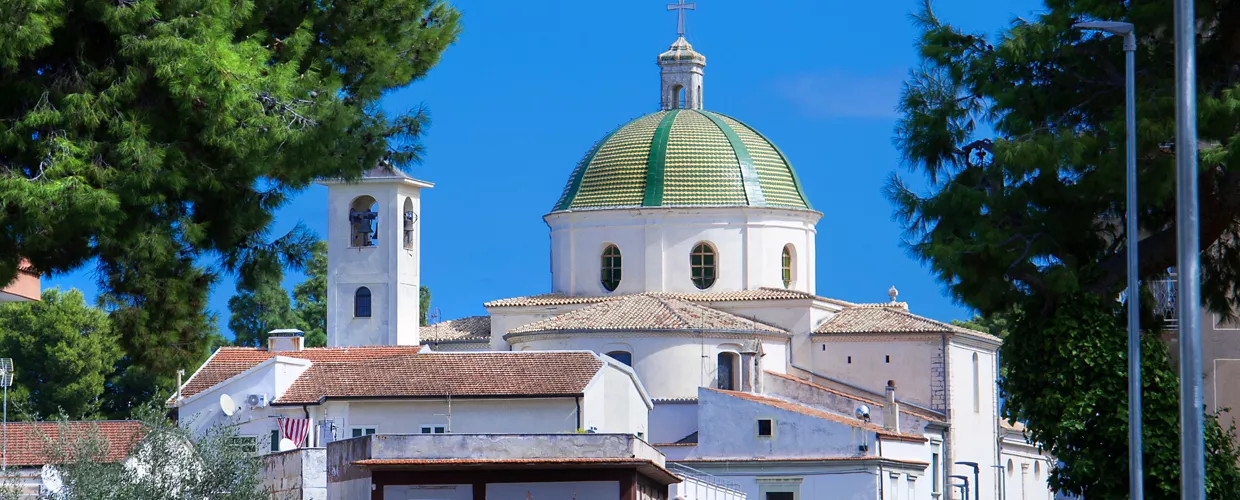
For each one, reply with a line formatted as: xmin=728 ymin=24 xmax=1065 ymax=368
xmin=278 ymin=418 xmax=311 ymax=448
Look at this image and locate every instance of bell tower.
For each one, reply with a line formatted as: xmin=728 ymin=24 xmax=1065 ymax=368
xmin=659 ymin=1 xmax=704 ymax=110
xmin=321 ymin=166 xmax=432 ymax=347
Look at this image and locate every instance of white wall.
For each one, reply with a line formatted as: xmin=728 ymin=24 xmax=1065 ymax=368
xmin=811 ymin=337 xmax=942 ymax=408
xmin=683 ymin=465 xmax=880 ymax=500
xmin=335 ymin=398 xmax=580 ymax=435
xmin=577 ymin=362 xmax=651 ymax=437
xmin=509 ymin=334 xmax=785 ymax=400
xmin=948 ymin=342 xmax=1000 ymax=500
xmin=545 ymin=207 xmax=819 ymax=296
xmin=486 ymin=481 xmax=619 ymax=499
xmin=384 ymin=484 xmax=473 ymax=499
xmin=650 ymin=402 xmax=698 ymax=444
xmin=1001 ymin=439 xmax=1055 ymax=500
xmin=177 ymin=357 xmax=311 ymax=446
xmin=324 ymin=179 xmax=424 ymax=347
xmin=690 ymin=388 xmax=868 ymax=459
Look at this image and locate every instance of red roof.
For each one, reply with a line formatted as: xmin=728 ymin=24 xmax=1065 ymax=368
xmin=1 ymin=421 xmax=148 ymax=467
xmin=275 ymin=352 xmax=604 ymax=404
xmin=178 ymin=346 xmax=423 ymax=400
xmin=178 ymin=347 xmax=607 ymax=405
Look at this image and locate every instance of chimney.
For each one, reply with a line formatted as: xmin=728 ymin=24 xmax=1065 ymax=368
xmin=267 ymin=329 xmax=305 ymax=352
xmin=884 ymin=380 xmax=901 ymax=433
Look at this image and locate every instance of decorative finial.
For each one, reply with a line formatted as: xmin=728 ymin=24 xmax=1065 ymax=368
xmin=667 ymin=0 xmax=696 ymax=37
xmin=888 ymin=285 xmax=899 ymax=303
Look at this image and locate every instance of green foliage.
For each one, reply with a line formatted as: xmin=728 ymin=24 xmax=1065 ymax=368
xmin=292 ymin=240 xmax=327 ymax=347
xmin=420 ymin=285 xmax=432 ymax=326
xmin=0 ymin=0 xmax=460 ymax=409
xmin=0 ymin=401 xmax=267 ymax=500
xmin=893 ymin=1 xmax=1240 ymax=497
xmin=1002 ymin=293 xmax=1240 ymax=499
xmin=228 ymin=264 xmax=298 ymax=348
xmin=951 ymin=309 xmax=1013 ymax=339
xmin=0 ymin=288 xmax=122 ymax=420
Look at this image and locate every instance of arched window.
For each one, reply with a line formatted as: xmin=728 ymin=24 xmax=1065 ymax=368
xmin=697 ymin=85 xmax=702 ymax=107
xmin=690 ymin=242 xmax=717 ymax=290
xmin=354 ymin=287 xmax=372 ymax=318
xmin=781 ymin=244 xmax=795 ymax=289
xmin=349 ymin=196 xmax=379 ymax=247
xmin=716 ymin=352 xmax=737 ymax=390
xmin=403 ymin=198 xmax=416 ymax=250
xmin=972 ymin=352 xmax=980 ymax=413
xmin=1034 ymin=461 xmax=1041 ymax=479
xmin=601 ymin=245 xmax=622 ymax=292
xmin=605 ymin=351 xmax=632 ymax=367
xmin=1007 ymin=459 xmax=1014 ymax=476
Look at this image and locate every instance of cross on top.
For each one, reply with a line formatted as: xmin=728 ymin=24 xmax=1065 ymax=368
xmin=667 ymin=0 xmax=696 ymax=36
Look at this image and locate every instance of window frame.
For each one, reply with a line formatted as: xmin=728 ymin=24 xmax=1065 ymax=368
xmin=600 ymin=244 xmax=622 ymax=292
xmin=419 ymin=424 xmax=447 ymax=434
xmin=716 ymin=351 xmax=738 ymax=391
xmin=354 ymin=286 xmax=372 ymax=318
xmin=781 ymin=244 xmax=795 ymax=289
xmin=228 ymin=436 xmax=258 ymax=455
xmin=350 ymin=426 xmax=377 ymax=438
xmin=756 ymin=417 xmax=775 ymax=439
xmin=690 ymin=242 xmax=718 ymax=290
xmin=605 ymin=350 xmax=633 ymax=367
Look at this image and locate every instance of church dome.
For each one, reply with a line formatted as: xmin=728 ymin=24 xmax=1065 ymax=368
xmin=551 ymin=109 xmax=812 ymax=212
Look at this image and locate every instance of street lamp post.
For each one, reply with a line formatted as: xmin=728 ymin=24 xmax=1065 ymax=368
xmin=950 ymin=475 xmax=970 ymax=500
xmin=1072 ymin=20 xmax=1142 ymax=500
xmin=992 ymin=464 xmax=1006 ymax=500
xmin=956 ymin=462 xmax=980 ymax=500
xmin=0 ymin=359 xmax=14 ymax=471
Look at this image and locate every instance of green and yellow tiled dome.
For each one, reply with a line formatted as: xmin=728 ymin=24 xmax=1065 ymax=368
xmin=552 ymin=109 xmax=812 ymax=211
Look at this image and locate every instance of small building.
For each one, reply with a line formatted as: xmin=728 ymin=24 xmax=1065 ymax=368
xmin=327 ymin=433 xmax=679 ymax=499
xmin=0 ymin=421 xmax=147 ymax=497
xmin=1 ymin=259 xmax=39 ymax=303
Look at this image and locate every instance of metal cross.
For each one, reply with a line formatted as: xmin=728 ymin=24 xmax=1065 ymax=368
xmin=667 ymin=0 xmax=696 ymax=36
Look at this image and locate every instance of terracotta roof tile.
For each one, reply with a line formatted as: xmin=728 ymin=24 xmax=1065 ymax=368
xmin=421 ymin=316 xmax=491 ymax=343
xmin=814 ymin=306 xmax=1001 ymax=343
xmin=485 ymin=288 xmax=852 ymax=308
xmin=178 ymin=346 xmax=423 ymax=400
xmin=1 ymin=421 xmax=148 ymax=467
xmin=707 ymin=389 xmax=924 ymax=441
xmin=274 ymin=352 xmax=604 ymax=404
xmin=506 ymin=294 xmax=787 ymax=336
xmin=763 ymin=371 xmax=946 ymax=423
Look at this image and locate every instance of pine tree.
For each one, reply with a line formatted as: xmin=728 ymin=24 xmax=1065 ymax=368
xmin=0 ymin=0 xmax=460 ymax=409
xmin=892 ymin=1 xmax=1240 ymax=497
xmin=292 ymin=240 xmax=327 ymax=347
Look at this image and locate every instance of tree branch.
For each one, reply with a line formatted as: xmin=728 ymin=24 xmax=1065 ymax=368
xmin=1088 ymin=165 xmax=1240 ymax=294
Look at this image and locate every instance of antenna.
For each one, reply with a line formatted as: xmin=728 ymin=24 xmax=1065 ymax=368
xmin=0 ymin=358 xmax=13 ymax=471
xmin=220 ymin=394 xmax=237 ymax=417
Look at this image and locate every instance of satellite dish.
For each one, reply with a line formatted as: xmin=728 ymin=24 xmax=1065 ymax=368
xmin=220 ymin=394 xmax=237 ymax=417
xmin=279 ymin=438 xmax=297 ymax=451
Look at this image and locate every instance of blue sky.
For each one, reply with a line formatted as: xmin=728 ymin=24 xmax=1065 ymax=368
xmin=47 ymin=0 xmax=1045 ymax=337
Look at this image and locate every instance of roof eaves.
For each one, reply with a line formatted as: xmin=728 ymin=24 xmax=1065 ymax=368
xmin=504 ymin=328 xmax=791 ymax=340
xmin=175 ymin=355 xmax=281 ymax=408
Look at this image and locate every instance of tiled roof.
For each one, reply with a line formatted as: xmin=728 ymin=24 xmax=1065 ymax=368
xmin=507 ymin=294 xmax=787 ymax=336
xmin=707 ymin=389 xmax=925 ymax=441
xmin=764 ymin=371 xmax=946 ymax=423
xmin=177 ymin=346 xmax=424 ymax=401
xmin=814 ymin=305 xmax=1001 ymax=342
xmin=351 ymin=458 xmax=680 ymax=484
xmin=2 ymin=421 xmax=148 ymax=467
xmin=486 ymin=287 xmax=849 ymax=308
xmin=551 ymin=109 xmax=811 ymax=211
xmin=274 ymin=352 xmax=604 ymax=404
xmin=421 ymin=316 xmax=491 ymax=343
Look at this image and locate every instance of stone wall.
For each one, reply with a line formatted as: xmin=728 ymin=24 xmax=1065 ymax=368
xmin=263 ymin=448 xmax=327 ymax=500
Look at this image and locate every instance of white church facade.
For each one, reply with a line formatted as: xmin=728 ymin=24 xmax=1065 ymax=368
xmin=171 ymin=28 xmax=1055 ymax=500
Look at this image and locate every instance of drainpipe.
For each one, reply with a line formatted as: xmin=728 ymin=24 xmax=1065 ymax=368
xmin=877 ymin=433 xmax=885 ymax=500
xmin=575 ymin=396 xmax=582 ymax=431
